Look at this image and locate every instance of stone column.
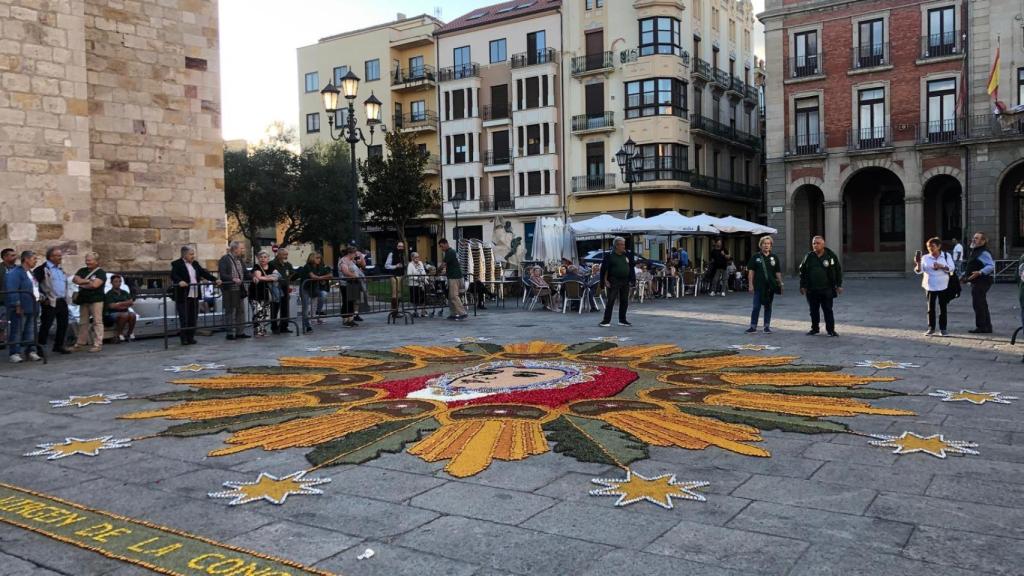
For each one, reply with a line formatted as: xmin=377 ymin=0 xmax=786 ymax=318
xmin=823 ymin=201 xmax=843 ymax=261
xmin=904 ymin=195 xmax=924 ymax=273
xmin=784 ymin=197 xmax=795 ymax=273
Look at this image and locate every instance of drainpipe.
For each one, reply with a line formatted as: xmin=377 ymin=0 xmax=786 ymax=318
xmin=559 ymin=7 xmax=568 ymax=222
xmin=960 ymin=2 xmax=970 ymax=240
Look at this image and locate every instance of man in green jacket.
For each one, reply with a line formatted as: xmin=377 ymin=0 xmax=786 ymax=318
xmin=599 ymin=237 xmax=636 ymax=327
xmin=798 ymin=235 xmax=843 ymax=337
xmin=438 ymin=238 xmax=467 ymax=320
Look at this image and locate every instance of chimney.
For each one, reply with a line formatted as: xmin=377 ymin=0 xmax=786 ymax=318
xmin=396 ymin=12 xmax=406 ymax=20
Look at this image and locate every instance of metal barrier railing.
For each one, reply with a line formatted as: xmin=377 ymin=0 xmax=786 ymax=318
xmin=160 ymin=281 xmax=301 ymax=349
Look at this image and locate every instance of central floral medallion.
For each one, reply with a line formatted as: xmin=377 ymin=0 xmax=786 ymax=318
xmin=123 ymin=341 xmax=911 ymax=477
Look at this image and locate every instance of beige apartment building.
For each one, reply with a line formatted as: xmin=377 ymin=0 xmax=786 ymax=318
xmin=296 ymin=13 xmax=443 ymax=264
xmin=436 ymin=0 xmax=563 ymax=261
xmin=562 ymin=0 xmax=763 ymax=260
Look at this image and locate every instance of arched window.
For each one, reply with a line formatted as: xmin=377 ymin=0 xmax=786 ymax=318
xmin=879 ymin=189 xmax=905 ymax=242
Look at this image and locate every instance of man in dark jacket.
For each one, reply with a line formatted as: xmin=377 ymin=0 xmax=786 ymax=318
xmin=0 ymin=248 xmax=17 ymax=350
xmin=798 ymin=235 xmax=843 ymax=337
xmin=267 ymin=248 xmax=295 ymax=334
xmin=218 ymin=241 xmax=251 ymax=340
xmin=964 ymin=231 xmax=995 ymax=334
xmin=599 ymin=237 xmax=636 ymax=327
xmin=171 ymin=246 xmax=220 ymax=345
xmin=5 ymin=251 xmax=41 ymax=362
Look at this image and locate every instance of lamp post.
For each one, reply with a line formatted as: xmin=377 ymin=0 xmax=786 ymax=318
xmin=320 ymin=70 xmax=386 ymax=247
xmin=451 ymin=193 xmax=463 ymax=241
xmin=614 ymin=137 xmax=643 ymax=219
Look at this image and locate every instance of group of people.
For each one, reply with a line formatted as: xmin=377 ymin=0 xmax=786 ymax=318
xmin=2 ymin=247 xmax=138 ymax=363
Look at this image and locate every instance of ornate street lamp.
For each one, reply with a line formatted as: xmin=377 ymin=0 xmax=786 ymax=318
xmin=320 ymin=70 xmax=387 ymax=247
xmin=614 ymin=137 xmax=642 ymax=219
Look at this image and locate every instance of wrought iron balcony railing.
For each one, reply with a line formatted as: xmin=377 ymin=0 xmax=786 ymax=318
xmin=571 ymin=112 xmax=614 ymax=132
xmin=850 ymin=42 xmax=889 ymax=70
xmin=484 ymin=149 xmax=512 ymax=166
xmin=788 ymin=52 xmax=822 ymax=78
xmin=391 ymin=64 xmax=436 ymax=86
xmin=847 ymin=125 xmax=892 ymax=150
xmin=689 ymin=174 xmax=761 ymax=200
xmin=921 ymin=31 xmax=960 ymax=59
xmin=438 ymin=63 xmax=480 ymax=81
xmin=482 ymin=104 xmax=510 ymax=121
xmin=785 ymin=133 xmax=828 ymax=156
xmin=572 ymin=174 xmax=616 ymax=193
xmin=511 ymin=48 xmax=557 ymax=68
xmin=571 ymin=52 xmax=614 ymax=75
xmin=393 ymin=111 xmax=438 ymax=131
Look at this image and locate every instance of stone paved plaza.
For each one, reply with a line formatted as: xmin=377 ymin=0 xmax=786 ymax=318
xmin=0 ymin=279 xmax=1022 ymax=576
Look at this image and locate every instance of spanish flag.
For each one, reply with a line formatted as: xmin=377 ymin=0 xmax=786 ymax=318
xmin=987 ymin=46 xmax=1000 ymax=97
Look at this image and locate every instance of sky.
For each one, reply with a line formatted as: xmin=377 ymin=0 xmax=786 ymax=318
xmin=219 ymin=0 xmax=766 ymax=144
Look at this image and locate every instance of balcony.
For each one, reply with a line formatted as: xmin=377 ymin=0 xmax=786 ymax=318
xmin=571 ymin=112 xmax=615 ymax=134
xmin=850 ymin=43 xmax=889 ymax=71
xmin=422 ymin=155 xmax=440 ymax=174
xmin=571 ymin=174 xmax=616 ymax=193
xmin=689 ymin=174 xmax=761 ymax=201
xmin=916 ymin=119 xmax=963 ymax=145
xmin=479 ymin=199 xmax=515 ymax=212
xmin=712 ymin=68 xmax=730 ymax=89
xmin=920 ymin=32 xmax=961 ymax=60
xmin=393 ymin=111 xmax=438 ymax=132
xmin=619 ymin=47 xmax=690 ymax=67
xmin=690 ymin=114 xmax=760 ymax=149
xmin=965 ymin=113 xmax=1024 ymax=140
xmin=788 ymin=52 xmax=822 ymax=79
xmin=484 ymin=149 xmax=512 ymax=167
xmin=511 ymin=48 xmax=557 ymax=69
xmin=692 ymin=58 xmax=713 ymax=82
xmin=438 ymin=63 xmax=479 ymax=82
xmin=744 ymin=84 xmax=759 ymax=104
xmin=390 ymin=65 xmax=436 ymax=90
xmin=846 ymin=126 xmax=892 ymax=151
xmin=571 ymin=52 xmax=614 ymax=76
xmin=482 ymin=104 xmax=510 ymax=122
xmin=785 ymin=133 xmax=828 ymax=157
xmin=726 ymin=76 xmax=745 ymax=99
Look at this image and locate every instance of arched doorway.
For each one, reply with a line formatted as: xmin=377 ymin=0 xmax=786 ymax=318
xmin=792 ymin=184 xmax=825 ymax=251
xmin=842 ymin=167 xmax=905 ymax=272
xmin=923 ymin=175 xmax=962 ymax=244
xmin=999 ymin=161 xmax=1024 ymax=253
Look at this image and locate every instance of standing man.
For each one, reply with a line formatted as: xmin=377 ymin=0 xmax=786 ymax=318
xmin=267 ymin=248 xmax=294 ymax=334
xmin=218 ymin=241 xmax=250 ymax=340
xmin=72 ymin=252 xmax=107 ymax=353
xmin=0 ymin=248 xmax=16 ymax=350
xmin=798 ymin=235 xmax=843 ymax=337
xmin=951 ymin=238 xmax=964 ymax=275
xmin=5 ymin=251 xmax=42 ymax=362
xmin=708 ymin=240 xmax=731 ymax=296
xmin=35 ymin=247 xmax=71 ymax=354
xmin=964 ymin=231 xmax=995 ymax=334
xmin=437 ymin=239 xmax=467 ymax=320
xmin=170 ymin=246 xmax=219 ymax=345
xmin=599 ymin=237 xmax=636 ymax=327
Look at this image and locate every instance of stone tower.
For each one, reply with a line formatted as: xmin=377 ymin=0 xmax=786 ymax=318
xmin=0 ymin=0 xmax=226 ymax=271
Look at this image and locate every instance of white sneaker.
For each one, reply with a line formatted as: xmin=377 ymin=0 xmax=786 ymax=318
xmin=118 ymin=335 xmax=126 ymax=342
xmin=9 ymin=354 xmax=23 ymax=364
xmin=27 ymin=352 xmax=42 ymax=362
xmin=129 ymin=333 xmax=136 ymax=341
xmin=924 ymin=329 xmax=936 ymax=336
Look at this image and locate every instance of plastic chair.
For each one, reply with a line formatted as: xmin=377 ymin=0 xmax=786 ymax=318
xmin=561 ymin=280 xmax=585 ymax=314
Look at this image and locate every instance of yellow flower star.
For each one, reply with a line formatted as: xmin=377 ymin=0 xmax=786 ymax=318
xmin=164 ymin=363 xmax=225 ymax=373
xmin=928 ymin=390 xmax=1017 ymax=405
xmin=208 ymin=471 xmax=331 ymax=506
xmin=590 ymin=470 xmax=709 ymax=509
xmin=855 ymin=360 xmax=920 ymax=370
xmin=25 ymin=436 xmax=132 ymax=460
xmin=49 ymin=393 xmax=128 ymax=409
xmin=729 ymin=344 xmax=781 ymax=351
xmin=868 ymin=431 xmax=979 ymax=459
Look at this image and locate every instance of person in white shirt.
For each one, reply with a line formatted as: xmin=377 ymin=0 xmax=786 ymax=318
xmin=914 ymin=237 xmax=955 ymax=337
xmin=406 ymin=252 xmax=428 ymax=317
xmin=951 ymin=238 xmax=964 ymax=274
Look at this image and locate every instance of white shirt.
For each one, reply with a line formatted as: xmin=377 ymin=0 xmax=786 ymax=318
xmin=917 ymin=252 xmax=953 ymax=292
xmin=184 ymin=261 xmax=199 ymax=298
xmin=952 ymin=244 xmax=963 ymax=262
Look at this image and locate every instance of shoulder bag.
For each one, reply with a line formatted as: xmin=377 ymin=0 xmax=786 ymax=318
xmin=943 ymin=252 xmax=961 ymax=300
xmin=71 ymin=269 xmax=99 ymax=305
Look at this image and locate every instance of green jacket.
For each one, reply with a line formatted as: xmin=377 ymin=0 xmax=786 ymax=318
xmin=1017 ymin=256 xmax=1023 ymax=307
xmin=798 ymin=248 xmax=842 ymax=291
xmin=747 ymin=251 xmax=781 ymax=297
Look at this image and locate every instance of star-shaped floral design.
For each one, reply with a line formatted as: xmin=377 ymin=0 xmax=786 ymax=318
xmin=729 ymin=344 xmax=781 ymax=351
xmin=164 ymin=363 xmax=226 ymax=373
xmin=25 ymin=436 xmax=132 ymax=460
xmin=590 ymin=470 xmax=709 ymax=509
xmin=927 ymin=390 xmax=1017 ymax=405
xmin=451 ymin=337 xmax=492 ymax=343
xmin=49 ymin=393 xmax=128 ymax=409
xmin=588 ymin=336 xmax=632 ymax=342
xmin=304 ymin=345 xmax=352 ymax=353
xmin=855 ymin=360 xmax=920 ymax=370
xmin=208 ymin=471 xmax=331 ymax=506
xmin=868 ymin=432 xmax=979 ymax=458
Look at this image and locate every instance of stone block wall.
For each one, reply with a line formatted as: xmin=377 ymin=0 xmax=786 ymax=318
xmin=0 ymin=0 xmax=226 ymax=271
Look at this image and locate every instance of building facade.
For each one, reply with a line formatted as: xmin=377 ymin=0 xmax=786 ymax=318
xmin=0 ymin=0 xmax=226 ymax=271
xmin=562 ymin=0 xmax=763 ymax=261
xmin=297 ymin=13 xmax=444 ymax=264
xmin=761 ymin=0 xmax=1024 ymax=274
xmin=435 ymin=0 xmax=564 ymax=262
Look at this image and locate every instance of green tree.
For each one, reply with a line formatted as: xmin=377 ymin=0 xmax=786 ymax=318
xmin=358 ymin=130 xmax=439 ymax=254
xmin=224 ymin=145 xmax=297 ymax=249
xmin=295 ymin=141 xmax=356 ymax=258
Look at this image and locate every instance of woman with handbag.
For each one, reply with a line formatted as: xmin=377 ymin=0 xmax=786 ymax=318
xmin=913 ymin=237 xmax=955 ymax=337
xmin=249 ymin=251 xmax=279 ymax=337
xmin=745 ymin=236 xmax=783 ymax=334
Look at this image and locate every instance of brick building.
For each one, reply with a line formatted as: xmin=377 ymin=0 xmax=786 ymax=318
xmin=761 ymin=0 xmax=1024 ymax=274
xmin=0 ymin=0 xmax=226 ymax=271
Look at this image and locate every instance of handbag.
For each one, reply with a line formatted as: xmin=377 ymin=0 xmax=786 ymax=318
xmin=758 ymin=254 xmax=781 ymax=296
xmin=71 ymin=268 xmax=99 ymax=305
xmin=943 ymin=252 xmax=961 ymax=300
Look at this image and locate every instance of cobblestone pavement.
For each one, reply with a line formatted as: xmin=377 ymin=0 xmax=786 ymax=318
xmin=0 ymin=279 xmax=1022 ymax=576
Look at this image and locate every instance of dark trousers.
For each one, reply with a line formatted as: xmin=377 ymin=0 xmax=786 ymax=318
xmin=601 ymin=280 xmax=630 ymax=323
xmin=177 ymin=297 xmax=199 ymax=344
xmin=806 ymin=288 xmax=835 ymax=333
xmin=270 ymin=288 xmax=290 ymax=332
xmin=971 ymin=278 xmax=993 ymax=331
xmin=750 ymin=291 xmax=773 ymax=328
xmin=38 ymin=298 xmax=68 ymax=350
xmin=927 ymin=290 xmax=948 ymax=331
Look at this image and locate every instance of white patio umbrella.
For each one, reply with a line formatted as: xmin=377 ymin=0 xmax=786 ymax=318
xmin=688 ymin=213 xmax=729 ymax=233
xmin=570 ymin=214 xmax=625 ymax=235
xmin=531 ymin=216 xmax=548 ymax=262
xmin=561 ymin=216 xmax=579 ymax=262
xmin=641 ymin=211 xmax=720 ymax=235
xmin=612 ymin=216 xmax=654 ymax=234
xmin=715 ymin=215 xmax=778 ymax=235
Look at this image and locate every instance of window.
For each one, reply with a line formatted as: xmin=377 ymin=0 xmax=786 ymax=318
xmin=637 ymin=143 xmax=688 ymax=182
xmin=453 ymin=178 xmax=467 ymax=201
xmin=857 ymin=87 xmax=886 ymax=148
xmin=639 ymin=17 xmax=681 ymax=56
xmin=856 ymin=19 xmax=885 ymax=68
xmin=332 ymin=66 xmax=348 ymax=86
xmin=527 ymin=30 xmax=546 ymax=64
xmin=493 ymin=175 xmax=511 ymax=205
xmin=525 ymin=77 xmax=540 ymax=109
xmin=408 ymin=56 xmax=424 ymax=79
xmin=794 ymin=97 xmax=820 ymax=154
xmin=527 ymin=171 xmax=542 ymax=195
xmin=879 ymin=190 xmax=905 ymax=242
xmin=711 ymin=7 xmax=720 ymax=29
xmin=453 ymin=134 xmax=467 ymax=163
xmin=364 ymin=59 xmax=380 ymax=81
xmin=305 ymin=112 xmax=320 ymax=133
xmin=526 ymin=124 xmax=540 ymax=155
xmin=492 ymin=130 xmax=510 ymax=163
xmin=524 ymin=222 xmax=535 ymax=255
xmin=334 ymin=108 xmax=348 ymax=128
xmin=490 ymin=39 xmax=507 ymax=63
xmin=490 ymin=84 xmax=509 ymax=119
xmin=926 ymin=78 xmax=957 ymax=141
xmin=926 ymin=7 xmax=956 ymax=57
xmin=452 ymin=89 xmax=465 ymax=120
xmin=304 ymin=72 xmax=319 ymax=93
xmin=729 ymin=19 xmax=736 ymax=42
xmin=624 ymin=78 xmax=687 ymax=118
xmin=411 ymin=100 xmax=426 ymax=122
xmin=793 ymin=31 xmax=819 ymax=77
xmin=1017 ymin=68 xmax=1024 ymax=105
xmin=453 ymin=46 xmax=471 ymax=78
xmin=586 ymin=0 xmax=604 ymax=8
xmin=586 ymin=141 xmax=605 ymax=177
